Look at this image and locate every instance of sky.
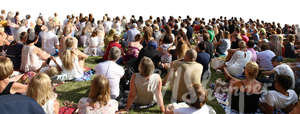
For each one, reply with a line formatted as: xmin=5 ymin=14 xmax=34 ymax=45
xmin=2 ymin=0 xmax=300 ymax=25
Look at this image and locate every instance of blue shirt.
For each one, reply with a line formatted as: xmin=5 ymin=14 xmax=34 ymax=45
xmin=196 ymin=52 xmax=211 ymax=73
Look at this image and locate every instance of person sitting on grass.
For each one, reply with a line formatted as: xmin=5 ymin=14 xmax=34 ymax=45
xmin=224 ymin=62 xmax=262 ymax=113
xmin=165 ymin=84 xmax=216 ymax=114
xmin=78 ymin=75 xmax=118 ymax=114
xmin=123 ymin=57 xmax=165 ymax=113
xmin=259 ymin=75 xmax=298 ymax=114
xmin=262 ymin=56 xmax=295 ymax=89
xmin=27 ymin=73 xmax=59 ymax=114
xmin=55 ymin=37 xmax=88 ymax=81
xmin=0 ymin=56 xmax=27 ymax=95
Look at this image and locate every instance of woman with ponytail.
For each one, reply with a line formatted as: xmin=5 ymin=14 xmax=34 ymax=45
xmin=58 ymin=37 xmax=88 ymax=81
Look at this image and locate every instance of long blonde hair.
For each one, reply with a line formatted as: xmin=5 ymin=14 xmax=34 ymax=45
xmin=88 ymin=75 xmax=110 ymax=107
xmin=27 ymin=73 xmax=54 ymax=106
xmin=61 ymin=38 xmax=75 ymax=70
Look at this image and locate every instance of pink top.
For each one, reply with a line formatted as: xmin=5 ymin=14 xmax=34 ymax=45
xmin=78 ymin=97 xmax=118 ymax=114
xmin=247 ymin=48 xmax=257 ymax=62
xmin=241 ymin=35 xmax=249 ymax=43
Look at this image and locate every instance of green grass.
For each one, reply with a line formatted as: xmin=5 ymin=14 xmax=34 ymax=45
xmin=58 ymin=56 xmax=284 ymax=113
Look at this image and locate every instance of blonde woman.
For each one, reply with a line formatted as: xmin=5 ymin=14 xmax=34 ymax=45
xmin=78 ymin=75 xmax=118 ymax=114
xmin=59 ymin=22 xmax=78 ymax=52
xmin=124 ymin=57 xmax=165 ymax=113
xmin=58 ymin=37 xmax=88 ymax=81
xmin=224 ymin=62 xmax=262 ymax=113
xmin=0 ymin=56 xmax=27 ymax=95
xmin=27 ymin=73 xmax=59 ymax=114
xmin=104 ymin=29 xmax=116 ymax=48
xmin=224 ymin=41 xmax=252 ymax=77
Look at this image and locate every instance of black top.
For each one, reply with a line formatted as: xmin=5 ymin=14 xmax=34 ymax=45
xmin=0 ymin=82 xmax=14 ymax=96
xmin=231 ymin=82 xmax=261 ymax=113
xmin=134 ymin=47 xmax=161 ymax=72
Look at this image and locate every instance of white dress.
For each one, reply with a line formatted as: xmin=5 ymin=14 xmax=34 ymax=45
xmin=59 ymin=56 xmax=84 ymax=80
xmin=225 ymin=50 xmax=252 ymax=77
xmin=20 ymin=45 xmax=44 ymax=72
xmin=78 ymin=98 xmax=118 ymax=114
xmin=42 ymin=97 xmax=56 ymax=114
xmin=84 ymin=36 xmax=103 ymax=56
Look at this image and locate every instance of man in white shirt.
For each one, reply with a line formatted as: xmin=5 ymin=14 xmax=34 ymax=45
xmin=94 ymin=47 xmax=124 ymax=99
xmin=40 ymin=21 xmax=59 ymax=56
xmin=127 ymin=23 xmax=140 ymax=43
xmin=262 ymin=56 xmax=295 ymax=89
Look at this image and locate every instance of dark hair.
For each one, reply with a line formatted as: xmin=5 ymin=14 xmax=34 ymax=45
xmin=276 ymin=75 xmax=292 ymax=90
xmin=271 ymin=56 xmax=283 ymax=62
xmin=261 ymin=43 xmax=270 ymax=51
xmin=26 ymin=29 xmax=38 ymax=45
xmin=203 ymin=33 xmax=210 ymax=41
xmin=197 ymin=42 xmax=205 ymax=50
xmin=247 ymin=40 xmax=255 ymax=48
xmin=162 ymin=34 xmax=173 ymax=44
xmin=134 ymin=34 xmax=142 ymax=41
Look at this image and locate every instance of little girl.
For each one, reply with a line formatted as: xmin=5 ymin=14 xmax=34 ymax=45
xmin=27 ymin=73 xmax=59 ymax=114
xmin=84 ymin=30 xmax=103 ymax=56
xmin=78 ymin=75 xmax=118 ymax=114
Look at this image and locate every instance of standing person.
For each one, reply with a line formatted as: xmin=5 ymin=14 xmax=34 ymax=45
xmin=94 ymin=47 xmax=124 ymax=99
xmin=78 ymin=75 xmax=119 ymax=114
xmin=126 ymin=23 xmax=140 ymax=44
xmin=27 ymin=73 xmax=59 ymax=114
xmin=41 ymin=22 xmax=59 ymax=56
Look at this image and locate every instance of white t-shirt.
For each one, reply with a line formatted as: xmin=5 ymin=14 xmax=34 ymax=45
xmin=41 ymin=31 xmax=59 ymax=55
xmin=103 ymin=21 xmax=113 ymax=33
xmin=260 ymin=90 xmax=298 ymax=109
xmin=94 ymin=61 xmax=124 ymax=98
xmin=172 ymin=103 xmax=216 ymax=114
xmin=273 ymin=64 xmax=295 ymax=89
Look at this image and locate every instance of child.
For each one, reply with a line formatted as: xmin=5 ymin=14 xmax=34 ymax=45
xmin=259 ymin=75 xmax=298 ymax=113
xmin=84 ymin=30 xmax=103 ymax=56
xmin=27 ymin=73 xmax=59 ymax=114
xmin=78 ymin=75 xmax=118 ymax=114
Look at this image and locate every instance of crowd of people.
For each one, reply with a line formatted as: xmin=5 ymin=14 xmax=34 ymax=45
xmin=0 ymin=9 xmax=300 ymax=114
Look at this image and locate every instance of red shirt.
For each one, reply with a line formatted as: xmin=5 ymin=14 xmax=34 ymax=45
xmin=103 ymin=41 xmax=123 ymax=60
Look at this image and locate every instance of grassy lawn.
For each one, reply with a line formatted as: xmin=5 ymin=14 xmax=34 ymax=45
xmin=57 ymin=55 xmax=270 ymax=113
